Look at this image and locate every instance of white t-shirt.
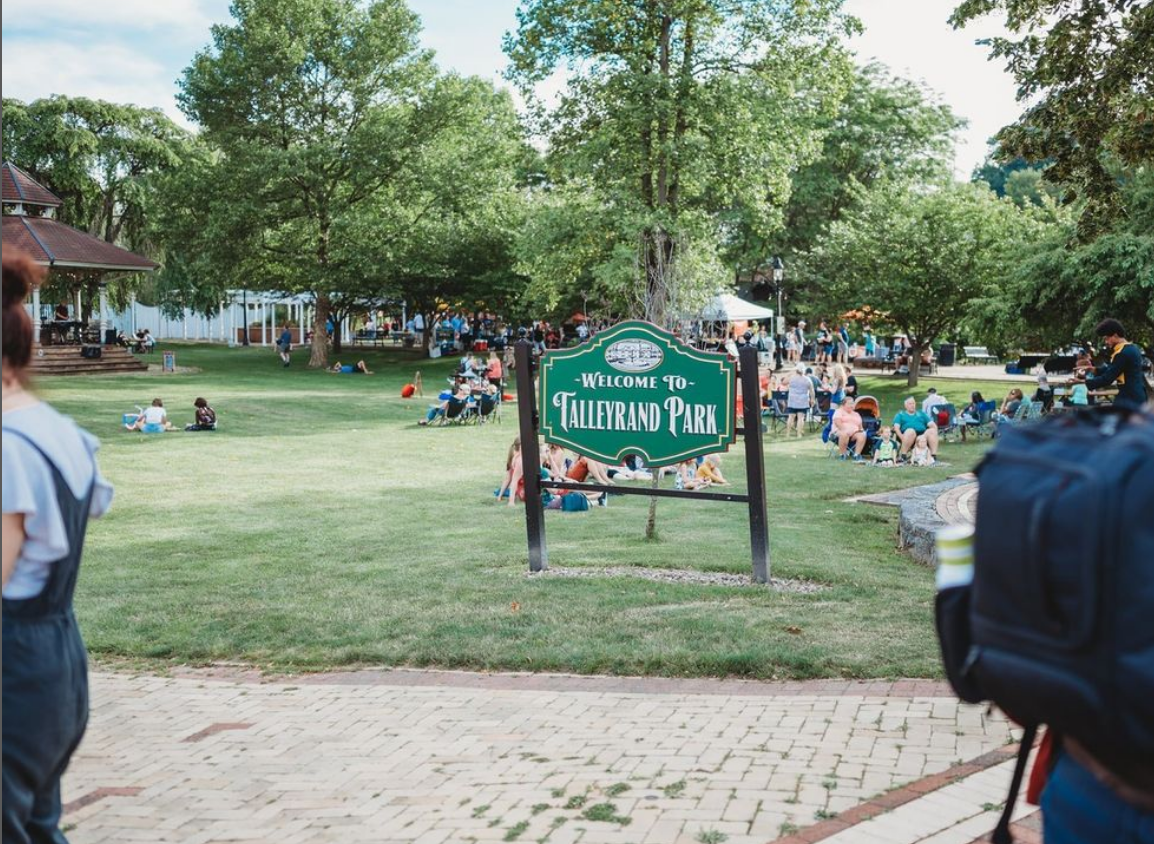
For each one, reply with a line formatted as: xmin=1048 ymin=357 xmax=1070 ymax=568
xmin=141 ymin=406 xmax=167 ymax=425
xmin=922 ymin=395 xmax=947 ymax=415
xmin=3 ymin=403 xmax=113 ymax=599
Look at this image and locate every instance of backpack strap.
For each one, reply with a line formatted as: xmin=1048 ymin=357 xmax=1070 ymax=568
xmin=991 ymin=723 xmax=1038 ymax=844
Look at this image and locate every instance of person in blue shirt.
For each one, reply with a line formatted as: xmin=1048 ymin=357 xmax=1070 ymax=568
xmin=276 ymin=326 xmax=292 ymax=367
xmin=1079 ymin=319 xmax=1148 ymax=409
xmin=893 ymin=396 xmax=940 ymax=461
xmin=863 ymin=328 xmax=876 ymax=358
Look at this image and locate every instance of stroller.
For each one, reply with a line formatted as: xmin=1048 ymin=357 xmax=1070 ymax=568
xmin=854 ymin=395 xmax=882 ymax=456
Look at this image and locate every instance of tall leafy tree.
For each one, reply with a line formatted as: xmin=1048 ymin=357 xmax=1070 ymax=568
xmin=178 ymin=0 xmax=503 ymax=367
xmin=966 ymin=169 xmax=1154 ymax=355
xmin=2 ymin=96 xmax=195 ymax=313
xmin=505 ymin=0 xmax=858 ymax=328
xmin=951 ymin=0 xmax=1154 ymax=236
xmin=807 ymin=182 xmax=1045 ymax=386
xmin=2 ymin=96 xmax=193 ymax=249
xmin=735 ymin=62 xmax=964 ymax=270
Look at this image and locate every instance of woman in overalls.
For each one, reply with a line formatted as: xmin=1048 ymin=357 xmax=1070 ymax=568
xmin=3 ymin=249 xmax=113 ymax=843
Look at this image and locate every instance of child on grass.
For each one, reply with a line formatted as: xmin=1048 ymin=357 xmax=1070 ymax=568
xmin=872 ymin=426 xmax=897 ymax=467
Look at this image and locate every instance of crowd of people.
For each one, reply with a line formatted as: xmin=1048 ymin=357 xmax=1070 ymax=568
xmin=494 ymin=438 xmax=728 ymax=509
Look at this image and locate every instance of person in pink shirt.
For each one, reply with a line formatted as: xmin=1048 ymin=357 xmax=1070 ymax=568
xmin=831 ymin=396 xmax=867 ymax=460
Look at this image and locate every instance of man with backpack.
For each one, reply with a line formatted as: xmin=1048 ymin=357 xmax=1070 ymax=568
xmin=936 ymin=403 xmax=1153 ymax=843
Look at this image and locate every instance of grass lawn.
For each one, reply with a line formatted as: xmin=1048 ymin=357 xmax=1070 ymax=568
xmin=33 ymin=343 xmax=1007 ymax=679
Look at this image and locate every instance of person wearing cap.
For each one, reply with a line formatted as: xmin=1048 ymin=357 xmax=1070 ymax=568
xmin=1077 ymin=319 xmax=1147 ymax=409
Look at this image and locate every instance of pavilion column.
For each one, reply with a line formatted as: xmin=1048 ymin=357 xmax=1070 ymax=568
xmin=98 ymin=285 xmax=109 ymax=340
xmin=130 ymin=293 xmax=137 ymax=336
xmin=32 ymin=285 xmax=42 ymax=343
xmin=183 ymin=309 xmax=189 ymax=340
xmin=74 ymin=288 xmax=82 ymax=323
xmin=261 ymin=301 xmax=268 ymax=346
xmin=219 ymin=302 xmax=225 ymax=342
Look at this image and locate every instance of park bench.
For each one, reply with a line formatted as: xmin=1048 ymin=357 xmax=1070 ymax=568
xmin=963 ymin=345 xmax=999 ymax=364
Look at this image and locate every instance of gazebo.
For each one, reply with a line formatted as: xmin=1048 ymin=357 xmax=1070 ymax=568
xmin=2 ymin=161 xmax=158 ymax=344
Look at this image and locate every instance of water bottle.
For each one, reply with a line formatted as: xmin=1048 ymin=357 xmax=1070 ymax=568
xmin=935 ymin=524 xmax=974 ymax=590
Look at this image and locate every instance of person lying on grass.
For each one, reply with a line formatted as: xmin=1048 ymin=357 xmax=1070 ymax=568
xmin=329 ymin=360 xmax=373 ymax=374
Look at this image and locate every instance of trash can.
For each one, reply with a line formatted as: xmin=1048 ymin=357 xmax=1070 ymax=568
xmin=104 ymin=328 xmax=118 ymax=345
xmin=938 ymin=343 xmax=956 ymax=367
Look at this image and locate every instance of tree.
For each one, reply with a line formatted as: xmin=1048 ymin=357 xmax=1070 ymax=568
xmin=506 ymin=0 xmax=858 ymax=329
xmin=2 ymin=96 xmax=195 ymax=313
xmin=807 ymin=182 xmax=1045 ymax=386
xmin=966 ymin=168 xmax=1154 ymax=355
xmin=951 ymin=0 xmax=1154 ymax=236
xmin=178 ymin=0 xmax=504 ymax=367
xmin=733 ymin=62 xmax=964 ymax=276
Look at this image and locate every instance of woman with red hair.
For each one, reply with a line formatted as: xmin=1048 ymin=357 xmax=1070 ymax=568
xmin=3 ymin=248 xmax=113 ymax=843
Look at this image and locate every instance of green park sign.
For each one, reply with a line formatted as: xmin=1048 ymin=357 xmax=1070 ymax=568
xmin=538 ymin=321 xmax=736 ymax=467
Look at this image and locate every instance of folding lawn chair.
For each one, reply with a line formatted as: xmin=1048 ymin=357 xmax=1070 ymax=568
xmin=438 ymin=396 xmax=473 ymax=425
xmin=767 ymin=390 xmax=790 ymax=434
xmin=476 ymin=393 xmax=501 ymax=424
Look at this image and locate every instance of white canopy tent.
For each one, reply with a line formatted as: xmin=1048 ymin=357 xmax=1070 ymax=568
xmin=698 ymin=293 xmax=774 ymax=322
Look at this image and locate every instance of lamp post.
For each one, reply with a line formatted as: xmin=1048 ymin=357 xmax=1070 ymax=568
xmin=771 ymin=256 xmax=785 ymax=370
xmin=241 ymin=289 xmax=250 ymax=346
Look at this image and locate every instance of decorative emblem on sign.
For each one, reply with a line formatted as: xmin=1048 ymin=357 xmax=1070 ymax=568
xmin=605 ymin=339 xmax=664 ymax=372
xmin=538 ymin=321 xmax=736 ymax=467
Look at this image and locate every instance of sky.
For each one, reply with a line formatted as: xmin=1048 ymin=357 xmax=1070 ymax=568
xmin=2 ymin=0 xmax=1022 ymax=179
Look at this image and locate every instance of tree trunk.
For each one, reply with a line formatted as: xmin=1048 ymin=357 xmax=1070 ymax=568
xmin=644 ymin=473 xmax=660 ymax=540
xmin=309 ymin=293 xmax=331 ymax=368
xmin=906 ymin=343 xmax=921 ymax=388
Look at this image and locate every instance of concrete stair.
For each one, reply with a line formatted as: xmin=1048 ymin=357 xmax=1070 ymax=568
xmin=30 ymin=344 xmax=149 ymax=376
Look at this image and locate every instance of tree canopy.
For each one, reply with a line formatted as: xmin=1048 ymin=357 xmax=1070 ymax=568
xmin=807 ymin=182 xmax=1047 ymax=385
xmin=951 ymin=0 xmax=1154 ymax=236
xmin=506 ymin=0 xmax=859 ymax=326
xmin=172 ymin=0 xmax=523 ymax=365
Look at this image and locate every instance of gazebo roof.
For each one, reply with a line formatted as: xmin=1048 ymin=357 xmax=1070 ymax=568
xmin=3 ymin=215 xmax=158 ymax=272
xmin=2 ymin=162 xmax=62 ymax=208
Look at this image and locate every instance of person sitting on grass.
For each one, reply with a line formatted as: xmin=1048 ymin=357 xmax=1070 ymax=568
xmin=419 ymin=382 xmax=470 ymax=426
xmin=696 ymin=453 xmax=729 ymax=485
xmin=184 ymin=397 xmax=217 ymax=431
xmin=496 ymin=437 xmax=522 ymax=505
xmin=831 ymin=396 xmax=867 ymax=461
xmin=544 ymin=443 xmax=568 ymax=479
xmin=330 ymin=360 xmax=373 ymax=374
xmin=910 ymin=434 xmax=936 ymax=467
xmin=126 ymin=398 xmax=174 ymax=432
xmin=893 ymin=396 xmax=939 ymax=461
xmin=872 ymin=426 xmax=898 ymax=466
xmin=675 ymin=460 xmax=712 ymax=490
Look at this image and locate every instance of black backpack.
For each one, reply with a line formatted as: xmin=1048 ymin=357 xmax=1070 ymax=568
xmin=936 ymin=406 xmax=1154 ymax=843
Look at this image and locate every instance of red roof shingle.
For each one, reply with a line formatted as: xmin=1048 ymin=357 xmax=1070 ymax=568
xmin=2 ymin=216 xmax=157 ymax=271
xmin=2 ymin=162 xmax=63 ymax=207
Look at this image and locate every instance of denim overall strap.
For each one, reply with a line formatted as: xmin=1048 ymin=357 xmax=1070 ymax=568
xmin=1 ymin=427 xmax=95 ymax=619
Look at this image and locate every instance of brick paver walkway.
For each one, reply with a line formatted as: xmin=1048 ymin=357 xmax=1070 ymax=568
xmin=934 ymin=482 xmax=978 ymax=525
xmin=62 ymin=669 xmax=1023 ymax=844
